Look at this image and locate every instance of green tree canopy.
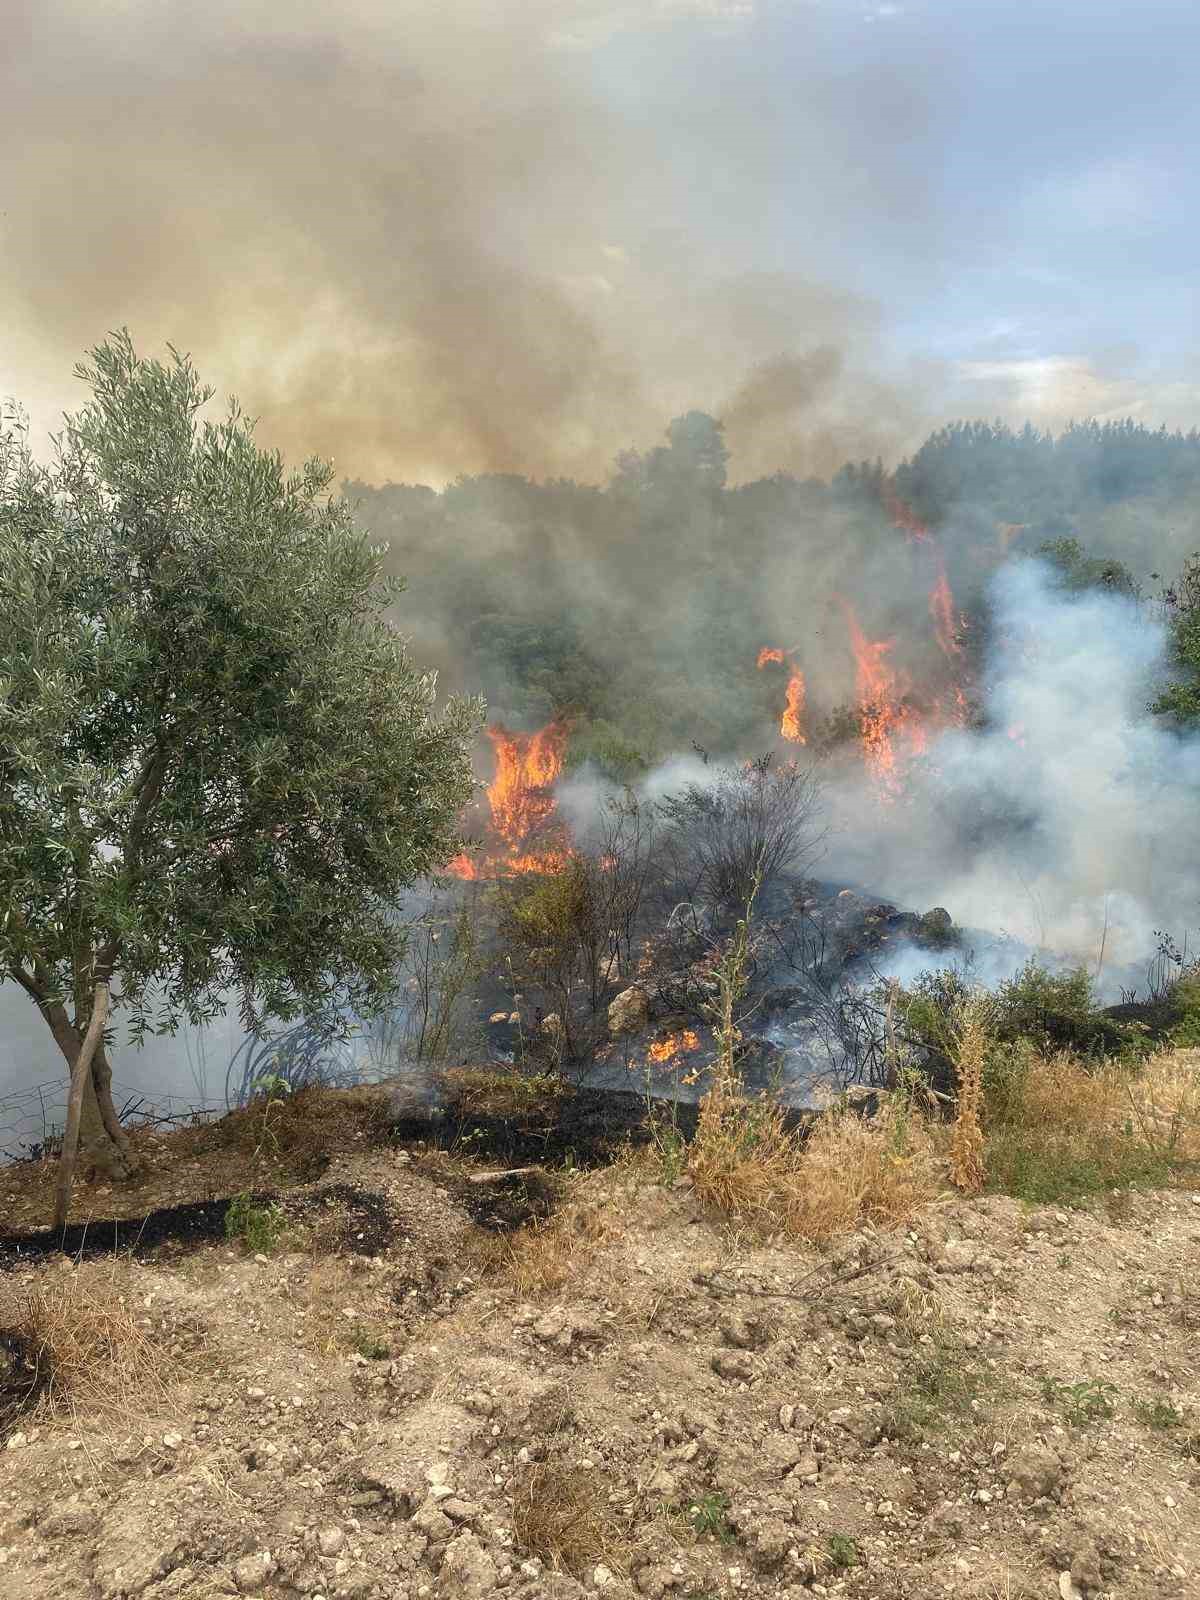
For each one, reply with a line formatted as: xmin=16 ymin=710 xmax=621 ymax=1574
xmin=0 ymin=334 xmax=482 ymax=1183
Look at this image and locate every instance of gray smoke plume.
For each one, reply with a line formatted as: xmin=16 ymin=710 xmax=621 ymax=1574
xmin=827 ymin=559 xmax=1200 ymax=994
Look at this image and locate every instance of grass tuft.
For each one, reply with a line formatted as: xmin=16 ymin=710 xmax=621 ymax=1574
xmin=511 ymin=1460 xmax=624 ymax=1575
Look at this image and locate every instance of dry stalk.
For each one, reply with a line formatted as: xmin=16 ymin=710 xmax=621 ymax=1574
xmin=949 ymin=1003 xmax=987 ymax=1194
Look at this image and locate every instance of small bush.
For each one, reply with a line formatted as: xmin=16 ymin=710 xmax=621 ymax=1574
xmin=1040 ymin=1376 xmax=1118 ymax=1425
xmin=685 ymin=1493 xmax=736 ymax=1545
xmin=224 ymin=1194 xmax=287 ymax=1253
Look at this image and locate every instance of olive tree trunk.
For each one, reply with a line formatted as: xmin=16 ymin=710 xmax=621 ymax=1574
xmin=53 ymin=982 xmax=111 ymax=1229
xmin=40 ymin=997 xmax=139 ymax=1184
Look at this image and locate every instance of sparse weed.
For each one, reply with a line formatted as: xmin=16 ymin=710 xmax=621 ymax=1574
xmin=351 ymin=1324 xmax=392 ymax=1361
xmin=1131 ymin=1396 xmax=1183 ymax=1430
xmin=883 ymin=1341 xmax=985 ymax=1440
xmin=826 ymin=1532 xmax=862 ymax=1570
xmin=649 ymin=1115 xmax=689 ymax=1186
xmin=684 ymin=1493 xmax=736 ymax=1546
xmin=224 ymin=1194 xmax=287 ymax=1254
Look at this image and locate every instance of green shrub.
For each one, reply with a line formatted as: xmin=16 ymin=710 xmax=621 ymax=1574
xmin=1169 ymin=974 xmax=1200 ymax=1047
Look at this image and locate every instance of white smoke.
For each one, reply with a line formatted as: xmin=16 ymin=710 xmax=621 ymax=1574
xmin=829 ymin=558 xmax=1200 ymax=996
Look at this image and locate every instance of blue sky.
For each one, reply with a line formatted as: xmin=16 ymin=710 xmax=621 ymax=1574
xmin=2 ymin=0 xmax=1196 ymax=482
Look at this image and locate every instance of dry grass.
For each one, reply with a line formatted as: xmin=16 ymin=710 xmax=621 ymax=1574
xmin=465 ymin=1193 xmax=619 ymax=1297
xmin=983 ymin=1046 xmax=1200 ymax=1203
xmin=13 ymin=1267 xmax=173 ymax=1427
xmin=1125 ymin=1048 xmax=1200 ymax=1164
xmin=950 ymin=1006 xmax=987 ymax=1194
xmin=686 ymin=1083 xmax=944 ymax=1245
xmin=511 ymin=1459 xmax=625 ymax=1575
xmin=440 ymin=1066 xmax=567 ymax=1120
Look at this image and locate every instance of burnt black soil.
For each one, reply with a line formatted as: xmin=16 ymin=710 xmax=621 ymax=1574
xmin=298 ymin=1183 xmax=395 ymax=1255
xmin=457 ymin=1168 xmax=562 ymax=1233
xmin=391 ymin=1085 xmax=816 ymax=1171
xmin=0 ymin=1195 xmax=253 ymax=1272
xmin=0 ymin=1183 xmax=396 ymax=1271
xmin=0 ymin=1329 xmax=49 ymax=1440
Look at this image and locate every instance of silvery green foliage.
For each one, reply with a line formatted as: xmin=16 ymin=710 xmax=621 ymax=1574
xmin=0 ymin=333 xmax=483 ymax=1045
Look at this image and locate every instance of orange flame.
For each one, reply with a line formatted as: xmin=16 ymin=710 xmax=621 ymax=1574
xmin=446 ymin=721 xmax=569 ymax=878
xmin=882 ymin=483 xmax=932 ymax=543
xmin=929 ymin=566 xmax=962 ymax=658
xmin=780 ymin=667 xmax=806 ymax=743
xmin=648 ymin=1029 xmax=700 ymax=1064
xmin=757 ymin=646 xmax=807 ymax=744
xmin=838 ymin=600 xmax=915 ymax=799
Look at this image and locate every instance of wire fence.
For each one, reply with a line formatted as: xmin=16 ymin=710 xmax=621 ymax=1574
xmin=0 ymin=1077 xmax=228 ymax=1166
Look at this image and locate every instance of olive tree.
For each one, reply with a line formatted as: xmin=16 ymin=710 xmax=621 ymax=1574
xmin=0 ymin=334 xmax=482 ymax=1196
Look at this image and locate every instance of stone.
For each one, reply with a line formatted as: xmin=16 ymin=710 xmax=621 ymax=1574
xmin=438 ymin=1533 xmax=498 ymax=1600
xmin=720 ymin=1314 xmax=769 ymax=1351
xmin=1007 ymin=1444 xmax=1064 ymax=1503
xmin=711 ymin=1351 xmax=754 ymax=1382
xmin=233 ymin=1551 xmax=275 ymax=1593
xmin=608 ymin=986 xmax=650 ymax=1036
xmin=317 ymin=1528 xmax=345 ymax=1557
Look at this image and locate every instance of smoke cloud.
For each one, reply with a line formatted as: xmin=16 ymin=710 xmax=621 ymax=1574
xmin=827 ymin=560 xmax=1200 ymax=993
xmin=0 ymin=0 xmax=958 ymax=485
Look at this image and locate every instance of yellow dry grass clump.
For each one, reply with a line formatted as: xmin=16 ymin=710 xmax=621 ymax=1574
xmin=467 ymin=1194 xmax=620 ymax=1297
xmin=1008 ymin=1046 xmax=1200 ymax=1161
xmin=686 ymin=1080 xmax=943 ymax=1244
xmin=511 ymin=1460 xmax=625 ymax=1576
xmin=14 ymin=1268 xmax=172 ymax=1425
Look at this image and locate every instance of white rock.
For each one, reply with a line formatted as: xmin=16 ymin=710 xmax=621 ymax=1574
xmin=233 ymin=1550 xmax=275 ymax=1593
xmin=317 ymin=1527 xmax=345 ymax=1556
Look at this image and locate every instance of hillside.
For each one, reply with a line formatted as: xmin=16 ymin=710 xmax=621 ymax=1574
xmin=1 ymin=1081 xmax=1198 ymax=1600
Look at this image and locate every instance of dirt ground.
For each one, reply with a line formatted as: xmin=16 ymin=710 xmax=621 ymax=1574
xmin=1 ymin=1096 xmax=1198 ymax=1600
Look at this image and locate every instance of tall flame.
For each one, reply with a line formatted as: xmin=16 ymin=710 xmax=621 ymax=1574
xmin=780 ymin=667 xmax=806 ymax=743
xmin=447 ymin=721 xmax=568 ymax=877
xmin=929 ymin=566 xmax=962 ymax=658
xmin=838 ymin=600 xmax=913 ymax=799
xmin=757 ymin=647 xmax=807 ymax=743
xmin=484 ymin=722 xmax=567 ymax=847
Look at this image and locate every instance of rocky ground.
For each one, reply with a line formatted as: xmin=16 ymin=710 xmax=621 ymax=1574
xmin=1 ymin=1098 xmax=1198 ymax=1600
